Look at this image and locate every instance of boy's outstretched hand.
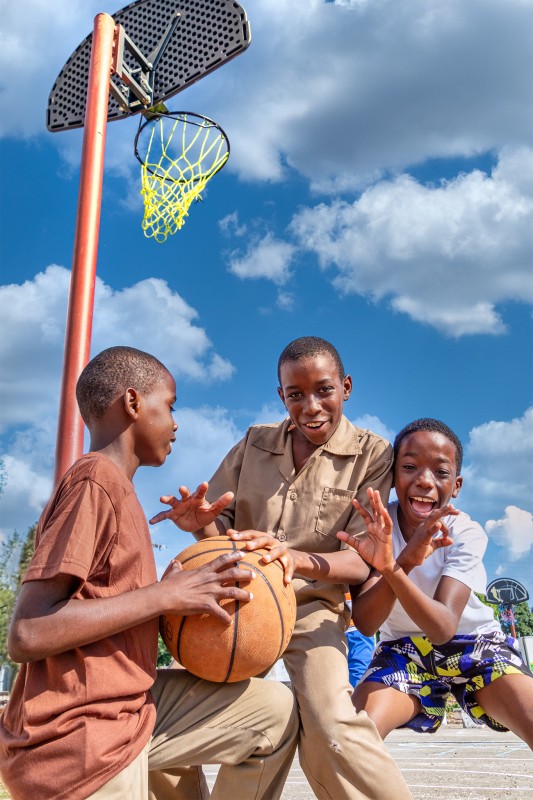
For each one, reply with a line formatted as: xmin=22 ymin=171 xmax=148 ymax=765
xmin=337 ymin=488 xmax=396 ymax=573
xmin=336 ymin=487 xmax=457 ymax=574
xmin=149 ymin=482 xmax=233 ymax=532
xmin=399 ymin=505 xmax=457 ymax=570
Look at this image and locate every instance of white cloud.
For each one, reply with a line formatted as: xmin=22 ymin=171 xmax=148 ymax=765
xmin=289 ymin=148 xmax=533 ymax=336
xmin=219 ymin=211 xmax=247 ymax=238
xmin=0 ymin=266 xmax=234 ymax=429
xmin=460 ymin=407 xmax=533 ymax=522
xmin=485 ymin=506 xmax=533 ymax=561
xmin=351 ymin=414 xmax=395 ymax=445
xmin=228 ymin=233 xmax=295 ymax=285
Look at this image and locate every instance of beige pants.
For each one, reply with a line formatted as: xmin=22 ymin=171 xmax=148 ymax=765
xmin=88 ymin=669 xmax=298 ymax=800
xmin=281 ymin=578 xmax=412 ymax=800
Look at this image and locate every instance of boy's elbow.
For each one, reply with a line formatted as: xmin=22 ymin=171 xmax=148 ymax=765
xmin=8 ymin=621 xmax=40 ymax=663
xmin=350 ymin=615 xmax=378 ymax=638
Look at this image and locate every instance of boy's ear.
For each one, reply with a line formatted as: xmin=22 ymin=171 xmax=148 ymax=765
xmin=277 ymin=386 xmax=286 ymax=406
xmin=124 ymin=387 xmax=140 ymax=420
xmin=343 ymin=374 xmax=352 ymax=400
xmin=451 ymin=475 xmax=463 ymax=498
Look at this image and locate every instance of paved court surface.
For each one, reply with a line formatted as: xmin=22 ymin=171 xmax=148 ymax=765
xmin=205 ymin=726 xmax=533 ymax=800
xmin=0 ymin=724 xmax=531 ymax=799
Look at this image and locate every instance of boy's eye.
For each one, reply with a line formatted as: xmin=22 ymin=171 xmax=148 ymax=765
xmin=319 ymin=386 xmax=334 ymax=394
xmin=287 ymin=392 xmax=302 ymax=399
xmin=436 ymin=469 xmax=451 ymax=477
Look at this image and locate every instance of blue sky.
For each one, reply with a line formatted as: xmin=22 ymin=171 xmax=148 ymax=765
xmin=1 ymin=0 xmax=532 ymax=604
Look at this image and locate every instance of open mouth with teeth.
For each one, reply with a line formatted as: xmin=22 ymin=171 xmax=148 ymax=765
xmin=304 ymin=421 xmax=328 ymax=429
xmin=409 ymin=496 xmax=436 ymax=516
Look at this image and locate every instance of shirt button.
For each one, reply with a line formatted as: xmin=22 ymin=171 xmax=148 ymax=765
xmin=278 ymin=531 xmax=287 ymax=542
xmin=290 ymin=492 xmax=297 ymax=500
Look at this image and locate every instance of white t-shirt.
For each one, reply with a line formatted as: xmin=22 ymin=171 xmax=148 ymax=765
xmin=379 ymin=502 xmax=502 ymax=642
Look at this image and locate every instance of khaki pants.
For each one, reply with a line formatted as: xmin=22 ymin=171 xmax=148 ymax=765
xmin=281 ymin=578 xmax=412 ymax=800
xmin=88 ymin=669 xmax=298 ymax=800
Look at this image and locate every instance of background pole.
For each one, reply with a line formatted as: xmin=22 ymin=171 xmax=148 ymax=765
xmin=54 ymin=14 xmax=115 ymax=485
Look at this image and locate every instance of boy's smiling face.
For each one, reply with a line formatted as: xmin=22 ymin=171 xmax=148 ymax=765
xmin=277 ymin=353 xmax=352 ymax=446
xmin=395 ymin=430 xmax=463 ymax=539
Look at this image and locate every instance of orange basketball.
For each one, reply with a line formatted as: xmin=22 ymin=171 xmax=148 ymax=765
xmin=160 ymin=536 xmax=297 ymax=682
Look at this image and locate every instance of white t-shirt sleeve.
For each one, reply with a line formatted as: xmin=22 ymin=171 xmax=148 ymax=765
xmin=441 ymin=515 xmax=488 ymax=594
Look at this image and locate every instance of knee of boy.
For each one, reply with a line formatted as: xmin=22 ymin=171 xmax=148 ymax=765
xmin=262 ymin=680 xmax=299 ymax=741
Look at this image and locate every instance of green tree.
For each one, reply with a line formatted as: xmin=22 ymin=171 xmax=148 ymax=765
xmin=512 ymin=601 xmax=533 ymax=637
xmin=157 ymin=634 xmax=173 ymax=667
xmin=0 ymin=525 xmax=36 ymax=664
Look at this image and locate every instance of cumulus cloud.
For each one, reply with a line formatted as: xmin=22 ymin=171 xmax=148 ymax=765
xmin=351 ymin=414 xmax=395 ymax=445
xmin=485 ymin=506 xmax=533 ymax=561
xmin=219 ymin=211 xmax=247 ymax=238
xmin=228 ymin=233 xmax=295 ymax=285
xmin=288 ymin=147 xmax=533 ymax=336
xmin=3 ymin=1 xmax=532 ymax=189
xmin=460 ymin=407 xmax=533 ymax=523
xmin=0 ymin=266 xmax=234 ymax=429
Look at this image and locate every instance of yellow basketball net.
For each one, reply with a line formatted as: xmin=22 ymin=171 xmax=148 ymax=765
xmin=134 ymin=111 xmax=230 ymax=243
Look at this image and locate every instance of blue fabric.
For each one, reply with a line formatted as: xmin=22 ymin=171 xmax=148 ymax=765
xmin=346 ymin=628 xmax=375 ymax=687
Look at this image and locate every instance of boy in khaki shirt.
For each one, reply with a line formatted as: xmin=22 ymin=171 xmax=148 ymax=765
xmin=152 ymin=336 xmax=412 ymax=800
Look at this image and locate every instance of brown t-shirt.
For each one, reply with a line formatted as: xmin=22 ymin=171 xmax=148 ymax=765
xmin=0 ymin=453 xmax=158 ymax=800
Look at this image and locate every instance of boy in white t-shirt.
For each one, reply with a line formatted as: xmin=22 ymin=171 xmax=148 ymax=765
xmin=337 ymin=418 xmax=533 ymax=747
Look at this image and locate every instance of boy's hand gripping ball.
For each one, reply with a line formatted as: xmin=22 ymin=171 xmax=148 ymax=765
xmin=161 ymin=536 xmax=297 ymax=682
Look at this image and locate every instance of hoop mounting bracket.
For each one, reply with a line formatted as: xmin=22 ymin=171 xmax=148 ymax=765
xmin=110 ymin=12 xmax=182 ymax=114
xmin=110 ymin=23 xmax=154 ymax=112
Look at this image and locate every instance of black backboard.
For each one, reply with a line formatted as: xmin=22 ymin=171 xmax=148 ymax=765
xmin=47 ymin=0 xmax=251 ymax=132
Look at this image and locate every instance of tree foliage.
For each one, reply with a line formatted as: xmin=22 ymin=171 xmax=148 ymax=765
xmin=0 ymin=525 xmax=36 ymax=663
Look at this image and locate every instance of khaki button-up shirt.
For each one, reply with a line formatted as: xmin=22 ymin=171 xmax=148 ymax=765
xmin=207 ymin=416 xmax=393 ymax=554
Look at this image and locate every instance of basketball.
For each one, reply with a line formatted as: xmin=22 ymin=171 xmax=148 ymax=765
xmin=160 ymin=536 xmax=297 ymax=682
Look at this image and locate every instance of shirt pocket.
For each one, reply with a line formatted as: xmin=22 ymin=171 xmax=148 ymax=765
xmin=316 ymin=487 xmax=356 ymax=536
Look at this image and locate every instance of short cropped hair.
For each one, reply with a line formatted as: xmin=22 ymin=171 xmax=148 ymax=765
xmin=76 ymin=346 xmax=170 ymax=424
xmin=393 ymin=418 xmax=463 ymax=473
xmin=277 ymin=337 xmax=345 ymax=384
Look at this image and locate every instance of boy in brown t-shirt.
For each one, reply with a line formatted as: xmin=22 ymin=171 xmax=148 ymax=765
xmin=0 ymin=346 xmax=297 ymax=800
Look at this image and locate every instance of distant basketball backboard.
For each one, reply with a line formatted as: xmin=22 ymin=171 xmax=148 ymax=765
xmin=47 ymin=0 xmax=251 ymax=132
xmin=486 ymin=577 xmax=529 ymax=606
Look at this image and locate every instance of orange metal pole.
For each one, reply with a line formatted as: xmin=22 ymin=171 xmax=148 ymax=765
xmin=54 ymin=14 xmax=116 ymax=485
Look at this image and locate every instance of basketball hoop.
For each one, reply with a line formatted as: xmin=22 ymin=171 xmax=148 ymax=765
xmin=134 ymin=110 xmax=230 ymax=242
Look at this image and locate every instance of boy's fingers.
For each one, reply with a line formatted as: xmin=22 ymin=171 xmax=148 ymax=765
xmin=352 ymin=499 xmax=372 ymax=520
xmin=149 ymin=510 xmax=170 ymax=525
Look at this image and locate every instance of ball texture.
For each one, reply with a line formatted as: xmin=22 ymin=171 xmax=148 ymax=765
xmin=160 ymin=536 xmax=297 ymax=682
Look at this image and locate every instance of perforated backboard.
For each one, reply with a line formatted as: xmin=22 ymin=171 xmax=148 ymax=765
xmin=486 ymin=577 xmax=529 ymax=606
xmin=47 ymin=0 xmax=251 ymax=132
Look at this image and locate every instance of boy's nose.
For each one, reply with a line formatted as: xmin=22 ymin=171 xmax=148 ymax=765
xmin=304 ymin=394 xmax=320 ymax=413
xmin=416 ymin=468 xmax=433 ymax=487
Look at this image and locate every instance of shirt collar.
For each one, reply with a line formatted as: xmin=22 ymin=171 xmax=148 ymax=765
xmin=252 ymin=415 xmax=363 ymax=456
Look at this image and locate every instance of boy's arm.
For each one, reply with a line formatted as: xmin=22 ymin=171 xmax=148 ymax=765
xmin=8 ymin=551 xmax=255 ymax=662
xmin=228 ymin=529 xmax=371 ymax=586
xmin=338 ymin=488 xmax=460 ymax=639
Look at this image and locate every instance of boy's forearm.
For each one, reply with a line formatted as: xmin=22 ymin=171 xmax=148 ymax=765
xmin=350 ymin=577 xmax=399 ymax=636
xmin=193 ymin=519 xmax=227 ymax=540
xmin=380 ymin=564 xmax=458 ymax=643
xmin=9 ymin=579 xmax=169 ymax=662
xmin=291 ymin=549 xmax=370 ymax=584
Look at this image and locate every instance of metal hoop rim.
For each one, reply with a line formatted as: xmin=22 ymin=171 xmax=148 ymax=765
xmin=134 ymin=110 xmax=230 ymax=181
